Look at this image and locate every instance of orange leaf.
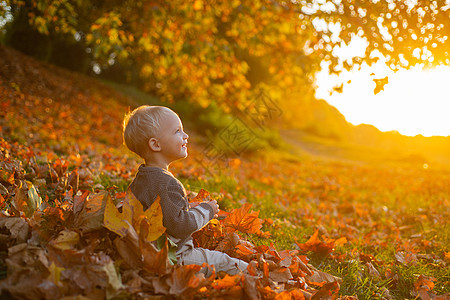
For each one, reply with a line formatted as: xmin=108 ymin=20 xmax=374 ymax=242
xmin=275 ymin=289 xmax=306 ymax=300
xmin=212 ymin=274 xmax=242 ymax=290
xmin=296 ymin=230 xmax=335 ymax=256
xmin=414 ymin=275 xmax=435 ymax=291
xmin=311 ymin=281 xmax=340 ymax=300
xmin=235 ymin=244 xmax=256 ymax=257
xmin=223 ymin=203 xmax=262 ymax=235
xmin=192 ymin=189 xmax=210 ymax=202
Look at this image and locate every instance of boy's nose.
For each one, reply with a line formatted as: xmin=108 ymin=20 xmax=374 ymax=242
xmin=184 ymin=132 xmax=189 ymax=139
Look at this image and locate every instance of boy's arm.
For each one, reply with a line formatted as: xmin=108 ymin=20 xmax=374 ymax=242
xmin=160 ymin=180 xmax=215 ymax=239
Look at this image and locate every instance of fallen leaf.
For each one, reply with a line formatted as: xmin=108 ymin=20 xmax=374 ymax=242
xmin=103 ymin=195 xmax=129 ymax=238
xmin=414 ymin=275 xmax=435 ymax=291
xmin=269 ymin=267 xmax=293 ymax=283
xmin=48 ymin=230 xmax=80 ymax=250
xmin=296 ymin=230 xmax=335 ymax=256
xmin=311 ymin=281 xmax=340 ymax=300
xmin=74 ymin=191 xmax=108 ymax=232
xmin=0 ymin=216 xmax=29 ymax=244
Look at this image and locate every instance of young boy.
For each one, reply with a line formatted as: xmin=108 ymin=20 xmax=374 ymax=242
xmin=122 ymin=105 xmax=248 ymax=277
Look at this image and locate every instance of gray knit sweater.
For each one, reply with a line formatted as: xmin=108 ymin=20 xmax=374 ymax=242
xmin=129 ymin=165 xmax=214 ymax=252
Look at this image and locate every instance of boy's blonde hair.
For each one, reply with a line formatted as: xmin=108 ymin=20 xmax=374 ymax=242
xmin=123 ymin=105 xmax=174 ymax=158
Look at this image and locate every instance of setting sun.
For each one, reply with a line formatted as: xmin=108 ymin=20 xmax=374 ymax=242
xmin=316 ymin=64 xmax=450 ymax=137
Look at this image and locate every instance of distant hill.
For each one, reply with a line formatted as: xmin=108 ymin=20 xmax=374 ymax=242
xmin=283 ymin=104 xmax=450 ymax=168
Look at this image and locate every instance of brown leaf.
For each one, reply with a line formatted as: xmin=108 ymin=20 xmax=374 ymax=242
xmin=366 ymin=262 xmax=381 ymax=280
xmin=243 ymin=274 xmax=259 ymax=300
xmin=269 ymin=267 xmax=293 ymax=283
xmin=0 ymin=244 xmax=51 ymax=300
xmin=140 ymin=219 xmax=170 ymax=274
xmin=74 ymin=191 xmax=108 ymax=232
xmin=160 ymin=264 xmax=208 ymax=297
xmin=113 ymin=225 xmax=141 ymax=269
xmin=0 ymin=216 xmax=29 ymax=244
xmin=306 ymin=265 xmax=342 ymax=287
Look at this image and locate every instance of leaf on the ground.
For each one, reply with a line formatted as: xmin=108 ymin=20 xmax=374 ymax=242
xmin=269 ymin=267 xmax=293 ymax=283
xmin=366 ymin=262 xmax=381 ymax=280
xmin=102 ymin=259 xmax=124 ymax=292
xmin=275 ymin=289 xmax=306 ymax=300
xmin=103 ymin=195 xmax=129 ymax=237
xmin=74 ymin=191 xmax=108 ymax=232
xmin=235 ymin=244 xmax=257 ymax=257
xmin=414 ymin=275 xmax=435 ymax=291
xmin=243 ymin=274 xmax=259 ymax=300
xmin=311 ymin=281 xmax=340 ymax=300
xmin=210 ymin=274 xmax=244 ymax=298
xmin=156 ymin=264 xmax=208 ymax=297
xmin=212 ymin=274 xmax=242 ymax=290
xmin=0 ymin=216 xmax=29 ymax=244
xmin=306 ymin=265 xmax=342 ymax=287
xmin=223 ymin=203 xmax=262 ymax=235
xmin=121 ymin=189 xmax=166 ymax=241
xmin=141 ymin=195 xmax=165 ymax=241
xmin=395 ymin=251 xmax=418 ymax=265
xmin=12 ymin=184 xmax=28 ymax=216
xmin=103 ymin=189 xmax=165 ymax=242
xmin=113 ymin=223 xmax=141 ymax=269
xmin=47 ymin=262 xmax=65 ymax=287
xmin=0 ymin=243 xmax=51 ymax=299
xmin=140 ymin=218 xmax=170 ymax=274
xmin=296 ymin=230 xmax=335 ymax=256
xmin=48 ymin=229 xmax=80 ymax=250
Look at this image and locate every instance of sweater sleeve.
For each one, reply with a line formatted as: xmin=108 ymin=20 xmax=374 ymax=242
xmin=160 ymin=178 xmax=214 ymax=239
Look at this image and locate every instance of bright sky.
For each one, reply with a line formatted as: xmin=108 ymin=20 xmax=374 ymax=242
xmin=315 ymin=42 xmax=450 ymax=137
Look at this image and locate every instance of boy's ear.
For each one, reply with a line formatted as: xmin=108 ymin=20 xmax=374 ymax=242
xmin=148 ymin=138 xmax=161 ymax=152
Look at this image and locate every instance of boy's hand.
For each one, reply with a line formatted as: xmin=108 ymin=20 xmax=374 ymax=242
xmin=206 ymin=200 xmax=219 ymax=218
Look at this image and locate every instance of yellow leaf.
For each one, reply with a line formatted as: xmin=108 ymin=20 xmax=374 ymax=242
xmin=122 ymin=189 xmax=142 ymax=229
xmin=49 ymin=230 xmax=80 ymax=250
xmin=47 ymin=262 xmax=64 ymax=287
xmin=105 ymin=189 xmax=165 ymax=242
xmin=142 ymin=195 xmax=165 ymax=241
xmin=104 ymin=196 xmax=129 ymax=237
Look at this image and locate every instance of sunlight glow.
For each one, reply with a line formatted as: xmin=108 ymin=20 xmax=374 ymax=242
xmin=316 ymin=63 xmax=450 ymax=137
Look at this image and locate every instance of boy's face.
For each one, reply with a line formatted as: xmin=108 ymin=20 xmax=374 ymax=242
xmin=155 ymin=111 xmax=189 ymax=163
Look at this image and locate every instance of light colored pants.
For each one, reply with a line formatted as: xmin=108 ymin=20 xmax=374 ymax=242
xmin=178 ymin=247 xmax=248 ymax=277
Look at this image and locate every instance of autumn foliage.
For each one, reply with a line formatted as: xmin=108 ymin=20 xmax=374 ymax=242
xmin=1 ymin=45 xmax=449 ymax=299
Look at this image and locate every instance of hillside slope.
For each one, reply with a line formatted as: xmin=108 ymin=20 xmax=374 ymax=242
xmin=0 ymin=45 xmax=136 ymax=154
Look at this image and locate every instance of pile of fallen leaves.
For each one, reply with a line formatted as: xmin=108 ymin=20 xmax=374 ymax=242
xmin=0 ymin=138 xmax=347 ymax=299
